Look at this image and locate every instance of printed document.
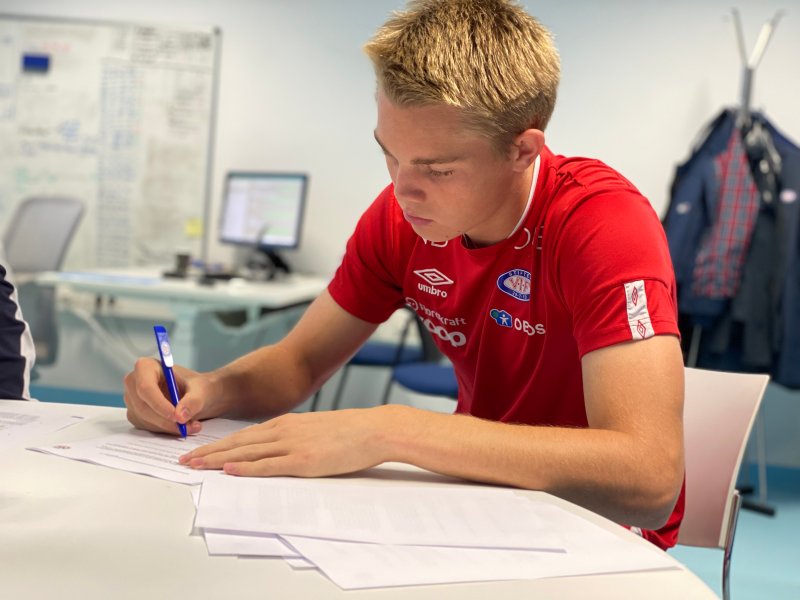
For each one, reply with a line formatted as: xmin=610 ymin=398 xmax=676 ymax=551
xmin=29 ymin=418 xmax=249 ymax=484
xmin=196 ymin=475 xmax=565 ymax=550
xmin=279 ymin=523 xmax=678 ymax=590
xmin=203 ymin=530 xmax=300 ymax=558
xmin=1 ymin=405 xmax=84 ymax=450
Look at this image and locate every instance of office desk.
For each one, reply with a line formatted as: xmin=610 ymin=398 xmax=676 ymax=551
xmin=36 ymin=269 xmax=329 ymax=368
xmin=0 ymin=400 xmax=717 ymax=600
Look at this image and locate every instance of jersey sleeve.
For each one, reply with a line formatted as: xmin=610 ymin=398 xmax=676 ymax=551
xmin=327 ymin=186 xmax=407 ymax=324
xmin=552 ymin=188 xmax=680 ymax=358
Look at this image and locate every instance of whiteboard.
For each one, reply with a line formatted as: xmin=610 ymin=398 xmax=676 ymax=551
xmin=0 ymin=14 xmax=220 ymax=268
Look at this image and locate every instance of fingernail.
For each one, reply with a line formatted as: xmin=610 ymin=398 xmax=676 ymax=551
xmin=178 ymin=452 xmax=192 ymax=464
xmin=189 ymin=457 xmax=205 ymax=468
xmin=188 ymin=422 xmax=202 ymax=434
xmin=223 ymin=463 xmax=238 ymax=476
xmin=179 ymin=408 xmax=190 ymax=421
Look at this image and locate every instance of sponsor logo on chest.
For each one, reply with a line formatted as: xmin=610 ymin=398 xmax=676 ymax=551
xmin=489 ymin=308 xmax=545 ymax=337
xmin=414 ymin=268 xmax=454 ymax=298
xmin=405 ymin=297 xmax=467 ymax=348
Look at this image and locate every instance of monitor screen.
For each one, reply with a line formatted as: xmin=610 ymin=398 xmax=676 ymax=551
xmin=219 ymin=172 xmax=308 ymax=250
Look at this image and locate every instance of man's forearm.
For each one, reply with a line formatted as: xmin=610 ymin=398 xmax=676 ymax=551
xmin=204 ymin=344 xmax=315 ymax=420
xmin=198 ymin=291 xmax=377 ymax=422
xmin=378 ymin=405 xmax=683 ymax=530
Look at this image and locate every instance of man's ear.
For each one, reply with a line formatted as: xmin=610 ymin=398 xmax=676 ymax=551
xmin=509 ymin=129 xmax=544 ymax=172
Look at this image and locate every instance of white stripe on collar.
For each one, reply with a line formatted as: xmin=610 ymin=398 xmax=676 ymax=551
xmin=506 ymin=154 xmax=541 ymax=240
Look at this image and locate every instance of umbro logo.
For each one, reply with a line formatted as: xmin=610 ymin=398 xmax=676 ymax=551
xmin=414 ymin=268 xmax=454 ymax=286
xmin=414 ymin=268 xmax=454 ymax=298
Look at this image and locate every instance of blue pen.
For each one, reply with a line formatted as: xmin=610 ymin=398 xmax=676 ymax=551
xmin=153 ymin=325 xmax=188 ymax=438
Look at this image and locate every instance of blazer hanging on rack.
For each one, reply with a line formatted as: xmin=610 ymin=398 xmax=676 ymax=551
xmin=663 ymin=108 xmax=800 ymax=387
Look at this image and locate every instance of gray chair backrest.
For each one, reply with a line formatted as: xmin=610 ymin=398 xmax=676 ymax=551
xmin=3 ymin=197 xmax=85 ymax=273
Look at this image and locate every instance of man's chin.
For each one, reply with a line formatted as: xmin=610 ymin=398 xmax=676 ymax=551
xmin=412 ymin=226 xmax=459 ymax=245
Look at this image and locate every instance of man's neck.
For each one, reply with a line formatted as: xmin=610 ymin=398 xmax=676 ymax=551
xmin=461 ymin=156 xmax=539 ymax=249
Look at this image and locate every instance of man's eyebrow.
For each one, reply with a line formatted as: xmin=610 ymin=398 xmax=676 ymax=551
xmin=373 ymin=131 xmax=464 ymax=165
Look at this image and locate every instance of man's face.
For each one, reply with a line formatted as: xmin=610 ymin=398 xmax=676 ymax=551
xmin=374 ymin=90 xmax=524 ymax=246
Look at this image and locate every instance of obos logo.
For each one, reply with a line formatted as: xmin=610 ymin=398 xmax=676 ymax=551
xmin=497 ymin=269 xmax=531 ymax=301
xmin=488 ymin=308 xmax=546 ymax=337
xmin=489 ymin=309 xmax=512 ymax=327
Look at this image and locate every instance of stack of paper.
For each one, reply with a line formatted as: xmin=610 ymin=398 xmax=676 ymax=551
xmin=193 ymin=474 xmax=678 ymax=589
xmin=30 ymin=418 xmax=679 ymax=589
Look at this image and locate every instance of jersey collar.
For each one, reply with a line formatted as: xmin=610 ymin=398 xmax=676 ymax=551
xmin=505 ymin=154 xmax=541 ymax=240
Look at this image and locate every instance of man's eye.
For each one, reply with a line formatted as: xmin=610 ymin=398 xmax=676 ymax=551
xmin=428 ymin=168 xmax=454 ymax=178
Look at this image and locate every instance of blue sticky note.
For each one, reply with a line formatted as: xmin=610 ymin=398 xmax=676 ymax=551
xmin=22 ymin=53 xmax=50 ymax=73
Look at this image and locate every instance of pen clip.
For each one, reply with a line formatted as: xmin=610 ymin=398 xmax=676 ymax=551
xmin=154 ymin=325 xmax=175 ymax=367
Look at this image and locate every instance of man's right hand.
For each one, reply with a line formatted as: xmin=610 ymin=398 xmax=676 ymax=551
xmin=123 ymin=357 xmax=215 ymax=435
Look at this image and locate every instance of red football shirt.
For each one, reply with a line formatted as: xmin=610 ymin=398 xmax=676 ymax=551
xmin=328 ymin=146 xmax=684 ymax=549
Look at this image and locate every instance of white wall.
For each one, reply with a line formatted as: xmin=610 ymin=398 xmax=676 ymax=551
xmin=8 ymin=0 xmax=800 ymax=467
xmin=5 ymin=0 xmax=799 ymax=277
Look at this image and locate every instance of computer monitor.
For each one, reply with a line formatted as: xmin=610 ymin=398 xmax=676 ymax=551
xmin=219 ymin=171 xmax=308 ymax=249
xmin=218 ymin=172 xmax=308 ymax=276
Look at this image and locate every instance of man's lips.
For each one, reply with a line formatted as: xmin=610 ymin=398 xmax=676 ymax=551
xmin=403 ymin=211 xmax=433 ymax=226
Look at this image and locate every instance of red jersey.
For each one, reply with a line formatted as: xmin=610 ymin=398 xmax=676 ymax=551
xmin=328 ymin=146 xmax=683 ymax=549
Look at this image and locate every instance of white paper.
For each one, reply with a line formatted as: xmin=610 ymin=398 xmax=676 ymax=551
xmin=196 ymin=476 xmax=564 ymax=550
xmin=203 ymin=530 xmax=300 ymax=557
xmin=29 ymin=418 xmax=250 ymax=484
xmin=284 ymin=557 xmax=317 ymax=570
xmin=0 ymin=406 xmax=84 ymax=449
xmin=279 ymin=506 xmax=679 ymax=590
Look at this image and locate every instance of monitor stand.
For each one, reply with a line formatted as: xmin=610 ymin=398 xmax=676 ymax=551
xmin=246 ymin=247 xmax=291 ymax=281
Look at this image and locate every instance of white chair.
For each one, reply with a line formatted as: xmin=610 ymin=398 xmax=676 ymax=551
xmin=678 ymin=367 xmax=769 ymax=600
xmin=3 ymin=196 xmax=85 ymax=273
xmin=2 ymin=196 xmax=85 ymax=367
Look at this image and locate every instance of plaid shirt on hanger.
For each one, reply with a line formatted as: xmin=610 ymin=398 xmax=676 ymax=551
xmin=692 ymin=128 xmax=761 ymax=298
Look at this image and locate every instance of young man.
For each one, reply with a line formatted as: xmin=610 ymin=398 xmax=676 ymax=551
xmin=124 ymin=0 xmax=685 ymax=549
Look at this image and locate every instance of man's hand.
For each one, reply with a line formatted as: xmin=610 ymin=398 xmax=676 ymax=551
xmin=179 ymin=407 xmax=394 ymax=477
xmin=123 ymin=358 xmax=218 ymax=435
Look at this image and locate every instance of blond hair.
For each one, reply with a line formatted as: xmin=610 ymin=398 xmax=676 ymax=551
xmin=364 ymin=0 xmax=560 ymax=150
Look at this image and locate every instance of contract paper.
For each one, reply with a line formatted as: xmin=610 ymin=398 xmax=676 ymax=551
xmin=284 ymin=557 xmax=317 ymax=570
xmin=0 ymin=407 xmax=84 ymax=450
xmin=279 ymin=526 xmax=678 ymax=590
xmin=29 ymin=418 xmax=250 ymax=484
xmin=203 ymin=530 xmax=300 ymax=558
xmin=196 ymin=476 xmax=565 ymax=550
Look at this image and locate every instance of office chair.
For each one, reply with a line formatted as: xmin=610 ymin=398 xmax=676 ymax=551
xmin=318 ymin=308 xmax=424 ymax=411
xmin=677 ymin=367 xmax=769 ymax=600
xmin=2 ymin=196 xmax=85 ymax=367
xmin=389 ymin=361 xmax=458 ymax=401
xmin=381 ymin=313 xmax=458 ymax=404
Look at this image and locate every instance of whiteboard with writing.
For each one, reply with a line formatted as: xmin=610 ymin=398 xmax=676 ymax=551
xmin=0 ymin=15 xmax=219 ymax=268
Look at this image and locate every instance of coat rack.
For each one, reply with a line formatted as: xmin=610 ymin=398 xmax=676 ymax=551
xmin=731 ymin=8 xmax=784 ymax=127
xmin=726 ymin=7 xmax=786 ymax=517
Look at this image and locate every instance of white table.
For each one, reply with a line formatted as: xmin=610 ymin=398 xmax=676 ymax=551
xmin=36 ymin=268 xmax=329 ymax=368
xmin=0 ymin=400 xmax=717 ymax=599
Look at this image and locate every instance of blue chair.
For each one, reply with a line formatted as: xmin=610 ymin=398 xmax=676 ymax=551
xmin=390 ymin=362 xmax=458 ymax=400
xmin=382 ymin=315 xmax=458 ymax=403
xmin=311 ymin=308 xmax=422 ymax=411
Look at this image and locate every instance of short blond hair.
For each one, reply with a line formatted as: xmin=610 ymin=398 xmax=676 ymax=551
xmin=364 ymin=0 xmax=560 ymax=150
